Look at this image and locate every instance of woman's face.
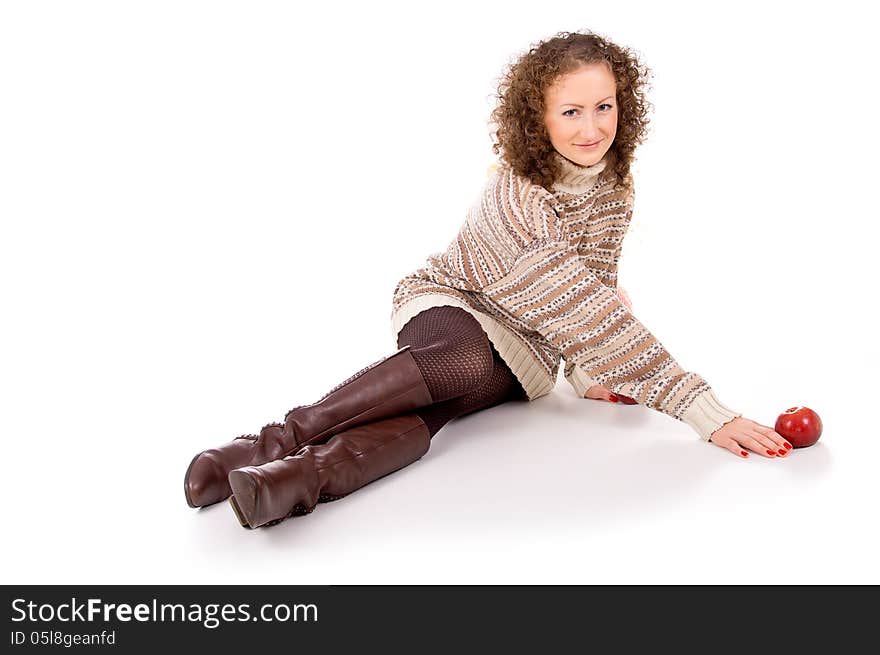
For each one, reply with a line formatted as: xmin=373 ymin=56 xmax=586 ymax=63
xmin=543 ymin=62 xmax=618 ymax=167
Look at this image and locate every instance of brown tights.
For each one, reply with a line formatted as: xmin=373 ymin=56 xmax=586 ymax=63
xmin=396 ymin=306 xmax=527 ymax=437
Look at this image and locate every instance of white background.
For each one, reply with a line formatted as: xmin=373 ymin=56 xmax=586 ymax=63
xmin=2 ymin=0 xmax=877 ymax=584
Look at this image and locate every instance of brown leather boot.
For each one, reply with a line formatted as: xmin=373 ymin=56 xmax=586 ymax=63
xmin=184 ymin=345 xmax=433 ymax=508
xmin=227 ymin=413 xmax=431 ymax=529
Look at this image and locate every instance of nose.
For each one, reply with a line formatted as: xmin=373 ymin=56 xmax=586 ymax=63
xmin=576 ymin=116 xmax=603 ymax=141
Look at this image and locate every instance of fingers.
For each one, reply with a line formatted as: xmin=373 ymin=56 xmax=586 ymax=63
xmin=754 ymin=425 xmax=794 ymax=454
xmin=741 ymin=432 xmax=785 ymax=457
xmin=584 ymin=385 xmax=617 ymax=402
xmin=709 ymin=424 xmax=792 ymax=460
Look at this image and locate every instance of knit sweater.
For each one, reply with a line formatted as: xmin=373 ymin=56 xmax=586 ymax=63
xmin=389 ymin=150 xmax=742 ymax=441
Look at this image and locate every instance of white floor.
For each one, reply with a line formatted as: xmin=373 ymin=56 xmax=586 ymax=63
xmin=5 ymin=367 xmax=871 ymax=585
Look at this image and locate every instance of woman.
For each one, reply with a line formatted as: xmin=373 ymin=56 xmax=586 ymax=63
xmin=184 ymin=30 xmax=793 ymax=529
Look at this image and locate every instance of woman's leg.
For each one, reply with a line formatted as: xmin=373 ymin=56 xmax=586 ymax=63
xmin=186 ymin=305 xmax=500 ymax=508
xmin=396 ymin=305 xmax=497 ymax=403
xmin=413 ymin=343 xmax=526 ymax=437
xmin=227 ymin=320 xmax=527 ymax=529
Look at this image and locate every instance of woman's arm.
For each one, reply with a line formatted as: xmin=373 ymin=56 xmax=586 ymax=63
xmin=474 ymin=175 xmax=789 ymax=456
xmin=563 ymin=193 xmax=633 ymax=398
xmin=482 ymin=237 xmax=741 ymax=439
xmin=482 ymin=238 xmax=791 ymax=456
xmin=483 ymin=239 xmax=737 ymax=422
xmin=585 ymin=283 xmax=640 ymax=404
xmin=574 ymin=285 xmax=636 ymax=402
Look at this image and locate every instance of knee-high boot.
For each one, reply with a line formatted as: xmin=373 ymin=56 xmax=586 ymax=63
xmin=184 ymin=345 xmax=433 ymax=508
xmin=227 ymin=413 xmax=431 ymax=529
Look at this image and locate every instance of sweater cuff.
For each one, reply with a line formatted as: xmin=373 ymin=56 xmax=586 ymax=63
xmin=681 ymin=388 xmax=743 ymax=442
xmin=563 ymin=362 xmax=599 ymax=398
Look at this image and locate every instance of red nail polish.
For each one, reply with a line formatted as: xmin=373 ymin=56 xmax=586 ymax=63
xmin=784 ymin=443 xmax=792 ymax=450
xmin=609 ymin=394 xmax=618 ymax=402
xmin=766 ymin=449 xmax=775 ymax=456
xmin=741 ymin=451 xmax=748 ymax=457
xmin=777 ymin=449 xmax=786 ymax=456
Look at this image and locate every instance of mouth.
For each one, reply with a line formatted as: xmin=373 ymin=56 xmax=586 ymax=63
xmin=574 ymin=140 xmax=602 ymax=148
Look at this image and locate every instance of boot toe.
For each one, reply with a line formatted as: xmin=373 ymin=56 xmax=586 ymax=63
xmin=184 ymin=452 xmax=231 ymax=508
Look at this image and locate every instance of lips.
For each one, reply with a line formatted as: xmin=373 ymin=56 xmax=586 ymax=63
xmin=575 ymin=140 xmax=601 ymax=147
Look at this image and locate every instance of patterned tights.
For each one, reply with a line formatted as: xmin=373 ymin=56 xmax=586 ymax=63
xmin=396 ymin=306 xmax=527 ymax=437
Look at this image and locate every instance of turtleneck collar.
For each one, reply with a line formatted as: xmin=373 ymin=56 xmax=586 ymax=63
xmin=550 ymin=150 xmax=608 ymax=195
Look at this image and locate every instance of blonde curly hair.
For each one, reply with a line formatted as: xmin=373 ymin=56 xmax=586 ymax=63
xmin=488 ymin=29 xmax=654 ymax=194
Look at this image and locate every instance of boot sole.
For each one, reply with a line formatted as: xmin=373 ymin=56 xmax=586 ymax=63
xmin=228 ymin=470 xmax=260 ymax=529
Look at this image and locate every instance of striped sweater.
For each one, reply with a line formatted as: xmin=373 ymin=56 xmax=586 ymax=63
xmin=389 ymin=150 xmax=742 ymax=441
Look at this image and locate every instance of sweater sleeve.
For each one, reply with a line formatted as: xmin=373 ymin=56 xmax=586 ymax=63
xmin=481 ymin=236 xmax=742 ymax=441
xmin=562 ymin=205 xmax=630 ymax=396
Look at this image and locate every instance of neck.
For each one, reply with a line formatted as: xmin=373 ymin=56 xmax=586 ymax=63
xmin=551 ymin=150 xmax=608 ymax=195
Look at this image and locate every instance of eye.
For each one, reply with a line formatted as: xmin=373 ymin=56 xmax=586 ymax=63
xmin=562 ymin=104 xmax=613 ymax=117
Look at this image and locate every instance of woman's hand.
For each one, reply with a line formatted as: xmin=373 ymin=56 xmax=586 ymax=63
xmin=709 ymin=417 xmax=793 ymax=458
xmin=584 ymin=384 xmax=638 ymax=404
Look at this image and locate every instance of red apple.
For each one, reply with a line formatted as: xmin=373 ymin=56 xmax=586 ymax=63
xmin=774 ymin=406 xmax=823 ymax=448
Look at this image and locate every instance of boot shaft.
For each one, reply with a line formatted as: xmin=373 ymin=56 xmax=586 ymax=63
xmin=282 ymin=345 xmax=433 ymax=451
xmin=227 ymin=413 xmax=431 ymax=529
xmin=185 ymin=345 xmax=432 ymax=508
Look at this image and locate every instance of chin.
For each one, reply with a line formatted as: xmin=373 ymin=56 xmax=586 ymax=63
xmin=570 ymin=150 xmax=604 ymax=166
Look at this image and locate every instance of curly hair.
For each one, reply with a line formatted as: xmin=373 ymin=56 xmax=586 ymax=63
xmin=488 ymin=30 xmax=654 ymax=193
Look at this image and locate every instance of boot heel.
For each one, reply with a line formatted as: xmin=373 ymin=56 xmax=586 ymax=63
xmin=228 ymin=495 xmax=251 ymax=529
xmin=228 ymin=469 xmax=261 ymax=529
